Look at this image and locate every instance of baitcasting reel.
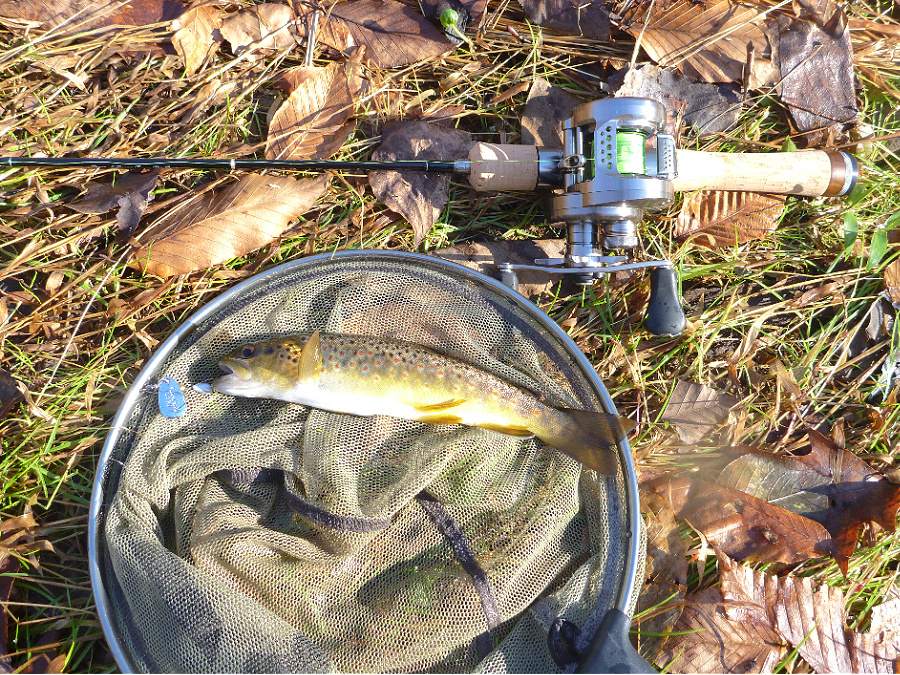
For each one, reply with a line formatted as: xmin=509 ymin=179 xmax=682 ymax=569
xmin=462 ymin=97 xmax=859 ymax=336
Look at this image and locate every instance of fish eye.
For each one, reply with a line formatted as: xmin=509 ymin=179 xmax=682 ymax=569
xmin=240 ymin=346 xmax=255 ymax=358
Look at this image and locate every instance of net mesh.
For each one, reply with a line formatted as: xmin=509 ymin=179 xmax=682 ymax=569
xmin=96 ymin=253 xmax=642 ymax=673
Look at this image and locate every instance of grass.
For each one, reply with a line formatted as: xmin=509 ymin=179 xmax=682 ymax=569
xmin=0 ymin=0 xmax=898 ymax=671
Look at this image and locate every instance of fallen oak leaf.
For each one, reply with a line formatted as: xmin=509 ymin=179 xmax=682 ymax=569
xmin=369 ymin=120 xmax=473 ymax=246
xmin=716 ymin=427 xmax=900 ymax=574
xmin=292 ymin=0 xmax=452 ymax=69
xmin=674 ymin=191 xmax=786 ymax=249
xmin=644 ymin=475 xmax=836 ymax=565
xmin=772 ymin=7 xmax=858 ymax=144
xmin=131 ymin=174 xmax=329 ymax=277
xmin=266 ymin=61 xmax=367 ymax=161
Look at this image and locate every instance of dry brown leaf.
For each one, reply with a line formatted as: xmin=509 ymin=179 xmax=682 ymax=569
xmin=132 ymin=174 xmax=329 ymax=277
xmin=70 ymin=171 xmax=159 ymax=235
xmin=645 ymin=475 xmax=836 ymax=565
xmin=613 ymin=65 xmax=741 ymax=136
xmin=884 ymin=259 xmax=900 ymax=305
xmin=717 ymin=428 xmax=900 ymax=575
xmin=675 ymin=190 xmax=786 ymax=248
xmin=622 ymin=0 xmax=774 ymax=84
xmin=520 ymin=77 xmax=580 ymax=147
xmin=220 ymin=3 xmax=297 ymax=61
xmin=656 ymin=587 xmax=784 ymax=673
xmin=774 ymin=8 xmax=857 ymax=144
xmin=172 ymin=4 xmax=223 ymax=76
xmin=293 ymin=0 xmax=452 ymax=69
xmin=0 ymin=369 xmax=22 ymax=421
xmin=515 ymin=0 xmax=609 ymax=39
xmin=660 ymin=380 xmax=738 ymax=444
xmin=719 ymin=550 xmax=900 ymax=673
xmin=775 ymin=576 xmax=852 ymax=673
xmin=0 ymin=0 xmax=172 ymax=31
xmin=266 ymin=62 xmax=366 ymax=161
xmin=368 ymin=121 xmax=473 ymax=245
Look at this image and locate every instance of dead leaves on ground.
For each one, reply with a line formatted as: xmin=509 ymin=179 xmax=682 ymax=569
xmin=655 ymin=549 xmax=900 ymax=673
xmin=622 ymin=0 xmax=858 ymax=141
xmin=368 ymin=120 xmax=473 ymax=245
xmin=645 ymin=426 xmax=900 ymax=577
xmin=292 ymin=0 xmax=453 ymax=69
xmin=0 ymin=0 xmax=177 ymax=32
xmin=267 ymin=60 xmax=367 ymax=160
xmin=131 ymin=174 xmax=329 ymax=277
xmin=675 ymin=190 xmax=786 ymax=248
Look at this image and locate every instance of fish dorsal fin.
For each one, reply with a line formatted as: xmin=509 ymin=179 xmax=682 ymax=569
xmin=299 ymin=330 xmax=324 ymax=381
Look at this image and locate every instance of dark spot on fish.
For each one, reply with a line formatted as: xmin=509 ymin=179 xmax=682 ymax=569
xmin=263 ymin=346 xmax=274 ymax=355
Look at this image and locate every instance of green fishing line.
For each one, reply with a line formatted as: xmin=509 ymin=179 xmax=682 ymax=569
xmin=615 ymin=131 xmax=645 ymax=174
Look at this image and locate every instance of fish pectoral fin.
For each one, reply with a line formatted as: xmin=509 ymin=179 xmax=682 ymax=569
xmin=299 ymin=329 xmax=324 ymax=381
xmin=413 ymin=399 xmax=467 ymax=412
xmin=417 ymin=414 xmax=464 ymax=425
xmin=479 ymin=423 xmax=535 ymax=438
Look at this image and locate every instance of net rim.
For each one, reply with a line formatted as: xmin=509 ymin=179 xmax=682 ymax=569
xmin=88 ymin=250 xmax=642 ymax=673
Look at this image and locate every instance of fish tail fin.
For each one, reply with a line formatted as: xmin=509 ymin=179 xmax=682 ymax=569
xmin=533 ymin=408 xmax=635 ymax=475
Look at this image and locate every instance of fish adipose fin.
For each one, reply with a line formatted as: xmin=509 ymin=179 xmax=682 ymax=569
xmin=300 ymin=330 xmax=323 ymax=380
xmin=534 ymin=409 xmax=635 ymax=475
xmin=414 ymin=399 xmax=467 ymax=412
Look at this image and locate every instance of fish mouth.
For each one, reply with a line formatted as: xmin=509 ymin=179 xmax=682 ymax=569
xmin=212 ymin=358 xmax=254 ymax=393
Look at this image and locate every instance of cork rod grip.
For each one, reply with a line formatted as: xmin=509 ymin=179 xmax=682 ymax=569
xmin=673 ymin=149 xmax=857 ymax=197
xmin=468 ymin=143 xmax=539 ymax=192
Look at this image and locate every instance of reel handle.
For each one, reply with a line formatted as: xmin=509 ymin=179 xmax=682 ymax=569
xmin=644 ymin=266 xmax=687 ymax=337
xmin=466 ymin=143 xmax=857 ymax=198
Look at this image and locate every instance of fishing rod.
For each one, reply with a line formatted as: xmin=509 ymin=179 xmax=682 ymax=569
xmin=3 ymin=97 xmax=859 ymax=337
xmin=1 ymin=156 xmax=465 ymax=174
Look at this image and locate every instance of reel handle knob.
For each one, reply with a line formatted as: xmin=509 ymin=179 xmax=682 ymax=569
xmin=644 ymin=266 xmax=686 ymax=336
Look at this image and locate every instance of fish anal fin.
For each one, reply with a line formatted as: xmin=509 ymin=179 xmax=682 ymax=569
xmin=418 ymin=414 xmax=464 ymax=425
xmin=300 ymin=329 xmax=323 ymax=381
xmin=414 ymin=399 xmax=466 ymax=412
xmin=479 ymin=423 xmax=535 ymax=438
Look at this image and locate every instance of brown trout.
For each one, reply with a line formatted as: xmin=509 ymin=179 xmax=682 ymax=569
xmin=212 ymin=331 xmax=633 ymax=474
